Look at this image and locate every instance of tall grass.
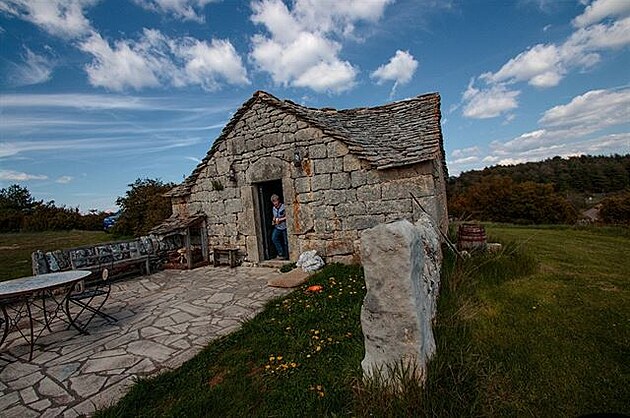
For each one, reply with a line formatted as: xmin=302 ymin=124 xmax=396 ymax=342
xmin=351 ymin=242 xmax=537 ymax=417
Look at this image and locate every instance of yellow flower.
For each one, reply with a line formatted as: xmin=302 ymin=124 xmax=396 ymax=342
xmin=277 ymin=356 xmax=283 ymax=361
xmin=316 ymin=345 xmax=322 ymax=352
xmin=269 ymin=356 xmax=275 ymax=361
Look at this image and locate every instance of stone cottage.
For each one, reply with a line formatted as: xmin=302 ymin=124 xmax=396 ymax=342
xmin=163 ymin=90 xmax=448 ymax=264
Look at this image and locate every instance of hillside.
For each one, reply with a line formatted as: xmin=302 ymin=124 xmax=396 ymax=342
xmin=447 ymin=154 xmax=630 ymax=224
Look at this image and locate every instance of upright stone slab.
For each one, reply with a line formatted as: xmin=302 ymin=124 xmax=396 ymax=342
xmin=360 ymin=219 xmax=439 ymax=386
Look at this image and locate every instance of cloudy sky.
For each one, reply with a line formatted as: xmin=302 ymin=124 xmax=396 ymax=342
xmin=0 ymin=0 xmax=628 ymax=211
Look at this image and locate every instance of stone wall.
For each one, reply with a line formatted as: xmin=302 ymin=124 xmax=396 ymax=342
xmin=177 ymin=101 xmax=447 ymax=263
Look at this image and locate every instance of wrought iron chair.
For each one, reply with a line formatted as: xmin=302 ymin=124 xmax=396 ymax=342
xmin=65 ymin=268 xmax=117 ymax=332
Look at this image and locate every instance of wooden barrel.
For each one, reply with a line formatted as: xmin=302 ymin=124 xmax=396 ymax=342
xmin=457 ymin=224 xmax=487 ymax=251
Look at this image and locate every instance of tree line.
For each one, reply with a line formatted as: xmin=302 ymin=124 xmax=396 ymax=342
xmin=0 ymin=178 xmax=174 ymax=235
xmin=448 ymin=154 xmax=630 ymax=224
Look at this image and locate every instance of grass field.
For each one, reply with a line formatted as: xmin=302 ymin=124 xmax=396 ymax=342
xmin=0 ymin=230 xmax=112 ymax=281
xmin=94 ymin=224 xmax=629 ymax=417
xmin=1 ymin=226 xmax=627 ymax=415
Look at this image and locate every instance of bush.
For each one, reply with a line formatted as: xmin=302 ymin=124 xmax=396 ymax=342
xmin=600 ymin=190 xmax=630 ymax=224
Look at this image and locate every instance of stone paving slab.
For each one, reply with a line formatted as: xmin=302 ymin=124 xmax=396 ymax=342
xmin=0 ymin=266 xmax=290 ymax=417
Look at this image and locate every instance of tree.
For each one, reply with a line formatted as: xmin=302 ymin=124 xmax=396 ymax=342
xmin=0 ymin=184 xmax=37 ymax=211
xmin=114 ymin=178 xmax=175 ymax=236
xmin=600 ymin=191 xmax=630 ymax=224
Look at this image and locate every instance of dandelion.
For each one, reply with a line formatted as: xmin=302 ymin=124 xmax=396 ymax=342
xmin=277 ymin=356 xmax=283 ymax=361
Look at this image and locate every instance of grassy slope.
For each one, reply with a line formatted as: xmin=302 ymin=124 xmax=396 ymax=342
xmin=0 ymin=231 xmax=112 ymax=281
xmin=96 ymin=226 xmax=629 ymax=416
xmin=475 ymin=226 xmax=630 ymax=415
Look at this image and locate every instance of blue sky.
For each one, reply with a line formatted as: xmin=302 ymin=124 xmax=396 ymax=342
xmin=1 ymin=0 xmax=628 ymax=212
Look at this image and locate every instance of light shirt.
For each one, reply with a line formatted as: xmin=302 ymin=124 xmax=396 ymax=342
xmin=273 ymin=203 xmax=287 ymax=230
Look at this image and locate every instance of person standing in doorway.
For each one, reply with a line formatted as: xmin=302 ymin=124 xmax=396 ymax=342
xmin=271 ymin=194 xmax=289 ymax=260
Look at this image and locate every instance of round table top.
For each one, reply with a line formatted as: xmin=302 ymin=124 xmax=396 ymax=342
xmin=0 ymin=270 xmax=92 ymax=299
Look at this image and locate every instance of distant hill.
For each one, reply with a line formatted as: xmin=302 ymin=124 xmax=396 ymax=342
xmin=449 ymin=154 xmax=630 ymax=195
xmin=447 ymin=154 xmax=630 ymax=224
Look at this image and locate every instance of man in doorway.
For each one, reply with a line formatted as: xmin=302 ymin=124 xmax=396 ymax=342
xmin=271 ymin=194 xmax=289 ymax=260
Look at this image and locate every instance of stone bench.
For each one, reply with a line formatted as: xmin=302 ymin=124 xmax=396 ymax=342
xmin=31 ymin=236 xmax=161 ymax=282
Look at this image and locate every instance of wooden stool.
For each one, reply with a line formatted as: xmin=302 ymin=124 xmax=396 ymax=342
xmin=213 ymin=247 xmax=239 ymax=268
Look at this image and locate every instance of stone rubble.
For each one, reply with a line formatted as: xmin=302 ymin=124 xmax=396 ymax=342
xmin=0 ymin=266 xmax=289 ymax=417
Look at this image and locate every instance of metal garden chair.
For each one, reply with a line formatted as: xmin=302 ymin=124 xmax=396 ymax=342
xmin=65 ymin=268 xmax=117 ymax=332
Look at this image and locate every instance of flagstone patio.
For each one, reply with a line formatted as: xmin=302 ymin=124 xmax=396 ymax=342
xmin=0 ymin=266 xmax=291 ymax=417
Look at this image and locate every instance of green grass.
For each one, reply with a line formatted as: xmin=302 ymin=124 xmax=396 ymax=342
xmin=98 ymin=226 xmax=629 ymax=416
xmin=97 ymin=264 xmax=366 ymax=417
xmin=0 ymin=230 xmax=112 ymax=281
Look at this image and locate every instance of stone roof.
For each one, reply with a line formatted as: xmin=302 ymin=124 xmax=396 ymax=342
xmin=149 ymin=213 xmax=205 ymax=235
xmin=165 ymin=90 xmax=445 ymax=197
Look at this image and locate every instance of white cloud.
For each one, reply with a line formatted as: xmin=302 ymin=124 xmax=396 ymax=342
xmin=0 ymin=0 xmax=96 ymax=39
xmin=462 ymin=81 xmax=520 ymax=119
xmin=451 ymin=146 xmax=480 ymax=159
xmin=567 ymin=16 xmax=630 ymax=50
xmin=540 ymin=88 xmax=630 ymax=131
xmin=481 ymin=43 xmax=564 ymax=88
xmin=2 ymin=93 xmax=167 ymax=109
xmin=462 ymin=3 xmax=630 ymax=119
xmin=371 ymin=50 xmax=418 ymax=86
xmin=9 ymin=48 xmax=55 ymax=86
xmin=0 ymin=169 xmax=48 ymax=181
xmin=79 ymin=32 xmax=161 ymax=91
xmin=249 ymin=0 xmax=392 ymax=93
xmin=56 ymin=176 xmax=73 ymax=184
xmin=481 ymin=16 xmax=630 ymax=90
xmin=78 ymin=29 xmax=249 ymax=92
xmin=483 ymin=87 xmax=630 ymax=165
xmin=293 ymin=61 xmax=356 ymax=92
xmin=572 ymin=0 xmax=630 ymax=27
xmin=133 ymin=0 xmax=215 ymax=22
xmin=177 ymin=37 xmax=250 ymax=89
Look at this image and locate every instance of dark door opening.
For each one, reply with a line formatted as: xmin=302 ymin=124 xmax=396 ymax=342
xmin=256 ymin=179 xmax=285 ymax=260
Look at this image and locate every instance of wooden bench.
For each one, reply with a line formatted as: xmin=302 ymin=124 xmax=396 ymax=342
xmin=212 ymin=247 xmax=239 ymax=268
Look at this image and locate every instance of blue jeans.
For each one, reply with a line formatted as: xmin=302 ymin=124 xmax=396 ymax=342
xmin=272 ymin=228 xmax=288 ymax=258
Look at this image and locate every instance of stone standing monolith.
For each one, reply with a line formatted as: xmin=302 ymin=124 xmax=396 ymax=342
xmin=360 ymin=218 xmax=441 ymax=386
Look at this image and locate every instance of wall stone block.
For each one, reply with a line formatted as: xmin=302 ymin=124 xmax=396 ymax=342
xmin=335 ymin=202 xmax=366 ymax=218
xmin=309 ymin=144 xmax=327 ymax=159
xmin=357 ymin=184 xmax=381 ymax=201
xmin=294 ymin=177 xmax=311 ymax=194
xmin=225 ymin=198 xmax=243 ymax=214
xmin=331 ymin=172 xmax=351 ymax=189
xmin=344 ymin=215 xmax=383 ymax=231
xmin=367 ymin=199 xmax=412 ymax=215
xmin=327 ymin=140 xmax=349 ymax=157
xmin=343 ymin=155 xmax=361 ymax=172
xmin=351 ymin=170 xmax=367 ymax=187
xmin=312 ymin=174 xmax=331 ymax=191
xmin=325 ymin=239 xmax=354 ymax=256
